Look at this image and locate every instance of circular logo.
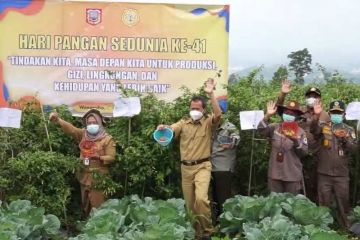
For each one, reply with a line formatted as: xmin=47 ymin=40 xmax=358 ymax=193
xmin=122 ymin=8 xmax=139 ymax=27
xmin=334 ymin=101 xmax=339 ymax=106
xmin=290 ymin=102 xmax=295 ymax=107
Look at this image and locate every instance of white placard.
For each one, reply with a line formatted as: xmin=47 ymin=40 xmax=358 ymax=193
xmin=346 ymin=102 xmax=360 ymax=120
xmin=0 ymin=108 xmax=22 ymax=128
xmin=113 ymin=97 xmax=141 ymax=117
xmin=239 ymin=110 xmax=264 ymax=130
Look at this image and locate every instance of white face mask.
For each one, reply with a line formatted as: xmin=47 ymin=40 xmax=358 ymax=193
xmin=305 ymin=97 xmax=316 ymax=107
xmin=86 ymin=124 xmax=100 ymax=135
xmin=189 ymin=110 xmax=203 ymax=121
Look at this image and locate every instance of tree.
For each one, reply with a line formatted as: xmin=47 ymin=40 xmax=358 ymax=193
xmin=271 ymin=65 xmax=288 ymax=85
xmin=287 ymin=48 xmax=312 ymax=84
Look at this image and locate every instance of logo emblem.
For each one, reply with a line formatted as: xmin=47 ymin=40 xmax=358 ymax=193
xmin=86 ymin=8 xmax=102 ymax=26
xmin=334 ymin=101 xmax=339 ymax=106
xmin=311 ymin=87 xmax=316 ymax=91
xmin=290 ymin=102 xmax=295 ymax=107
xmin=122 ymin=8 xmax=139 ymax=26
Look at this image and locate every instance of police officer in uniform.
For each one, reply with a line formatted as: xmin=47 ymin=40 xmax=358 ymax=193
xmin=49 ymin=109 xmax=116 ymax=216
xmin=156 ymin=79 xmax=221 ymax=240
xmin=311 ymin=100 xmax=357 ymax=228
xmin=277 ymin=80 xmax=329 ymax=201
xmin=258 ymin=100 xmax=308 ymax=194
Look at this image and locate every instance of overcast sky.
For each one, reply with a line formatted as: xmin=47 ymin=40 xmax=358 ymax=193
xmin=229 ymin=0 xmax=360 ymax=73
xmin=98 ymin=0 xmax=360 ymax=73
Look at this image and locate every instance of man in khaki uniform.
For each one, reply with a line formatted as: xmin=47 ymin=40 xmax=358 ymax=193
xmin=258 ymin=100 xmax=308 ymax=194
xmin=157 ymin=79 xmax=221 ymax=240
xmin=277 ymin=80 xmax=329 ymax=201
xmin=49 ymin=109 xmax=116 ymax=216
xmin=311 ymin=100 xmax=357 ymax=228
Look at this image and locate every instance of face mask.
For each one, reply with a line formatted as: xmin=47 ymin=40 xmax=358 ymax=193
xmin=330 ymin=114 xmax=343 ymax=124
xmin=305 ymin=97 xmax=316 ymax=107
xmin=189 ymin=110 xmax=203 ymax=121
xmin=282 ymin=113 xmax=296 ymax=122
xmin=86 ymin=124 xmax=100 ymax=135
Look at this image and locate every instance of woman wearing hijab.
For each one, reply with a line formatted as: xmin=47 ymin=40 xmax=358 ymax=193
xmin=49 ymin=109 xmax=116 ymax=216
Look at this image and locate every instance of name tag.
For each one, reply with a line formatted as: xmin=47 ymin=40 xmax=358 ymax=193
xmin=338 ymin=149 xmax=344 ymax=156
xmin=84 ymin=157 xmax=90 ymax=166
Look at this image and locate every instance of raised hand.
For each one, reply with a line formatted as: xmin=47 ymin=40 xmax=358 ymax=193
xmin=204 ymin=78 xmax=216 ymax=95
xmin=266 ymin=101 xmax=278 ymax=116
xmin=281 ymin=79 xmax=291 ymax=94
xmin=49 ymin=112 xmax=59 ymax=123
xmin=313 ymin=99 xmax=323 ymax=115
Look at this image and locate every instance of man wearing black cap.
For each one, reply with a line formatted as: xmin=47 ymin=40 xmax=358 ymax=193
xmin=49 ymin=109 xmax=116 ymax=216
xmin=277 ymin=81 xmax=329 ymax=202
xmin=258 ymin=100 xmax=308 ymax=194
xmin=311 ymin=100 xmax=357 ymax=228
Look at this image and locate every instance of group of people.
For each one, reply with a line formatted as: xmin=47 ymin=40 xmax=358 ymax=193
xmin=259 ymin=80 xmax=357 ymax=230
xmin=49 ymin=78 xmax=357 ymax=240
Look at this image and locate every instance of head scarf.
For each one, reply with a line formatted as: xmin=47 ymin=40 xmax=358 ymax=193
xmin=84 ymin=113 xmax=107 ymax=141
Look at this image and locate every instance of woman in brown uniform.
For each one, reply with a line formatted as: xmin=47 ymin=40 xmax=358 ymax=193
xmin=49 ymin=109 xmax=116 ymax=216
xmin=258 ymin=100 xmax=308 ymax=194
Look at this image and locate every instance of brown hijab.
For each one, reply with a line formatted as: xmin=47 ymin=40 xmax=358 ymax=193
xmin=84 ymin=113 xmax=107 ymax=141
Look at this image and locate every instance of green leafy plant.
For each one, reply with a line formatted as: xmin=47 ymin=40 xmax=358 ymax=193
xmin=0 ymin=150 xmax=80 ymax=219
xmin=0 ymin=199 xmax=61 ymax=240
xmin=70 ymin=195 xmax=195 ymax=240
xmin=219 ymin=193 xmax=340 ymax=239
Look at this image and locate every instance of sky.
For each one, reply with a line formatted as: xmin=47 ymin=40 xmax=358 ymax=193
xmin=81 ymin=0 xmax=360 ymax=73
xmin=228 ymin=0 xmax=360 ymax=73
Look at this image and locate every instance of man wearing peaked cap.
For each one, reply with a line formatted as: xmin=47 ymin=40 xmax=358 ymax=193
xmin=311 ymin=100 xmax=357 ymax=229
xmin=49 ymin=108 xmax=116 ymax=216
xmin=258 ymin=99 xmax=308 ymax=194
xmin=276 ymin=80 xmax=330 ymax=203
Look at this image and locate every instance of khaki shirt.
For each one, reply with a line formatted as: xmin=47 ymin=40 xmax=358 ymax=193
xmin=211 ymin=120 xmax=240 ymax=172
xmin=299 ymin=109 xmax=330 ymax=153
xmin=258 ymin=121 xmax=308 ymax=182
xmin=60 ymin=120 xmax=116 ymax=185
xmin=311 ymin=121 xmax=357 ymax=177
xmin=171 ymin=115 xmax=218 ymax=161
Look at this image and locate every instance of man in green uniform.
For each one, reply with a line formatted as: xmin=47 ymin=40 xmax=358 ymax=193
xmin=210 ymin=101 xmax=240 ymax=218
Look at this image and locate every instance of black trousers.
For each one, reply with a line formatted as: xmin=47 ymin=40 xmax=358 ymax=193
xmin=211 ymin=171 xmax=233 ymax=218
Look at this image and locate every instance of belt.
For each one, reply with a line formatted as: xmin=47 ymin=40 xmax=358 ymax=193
xmin=181 ymin=158 xmax=209 ymax=166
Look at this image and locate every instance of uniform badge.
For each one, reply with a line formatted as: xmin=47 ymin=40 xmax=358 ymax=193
xmin=86 ymin=8 xmax=102 ymax=26
xmin=84 ymin=157 xmax=90 ymax=166
xmin=303 ymin=137 xmax=308 ymax=145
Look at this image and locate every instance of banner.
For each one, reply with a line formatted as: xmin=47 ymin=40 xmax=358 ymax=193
xmin=0 ymin=0 xmax=229 ymax=115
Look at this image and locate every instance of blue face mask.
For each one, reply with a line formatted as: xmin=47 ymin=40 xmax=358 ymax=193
xmin=330 ymin=114 xmax=343 ymax=124
xmin=282 ymin=113 xmax=296 ymax=122
xmin=86 ymin=124 xmax=100 ymax=135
